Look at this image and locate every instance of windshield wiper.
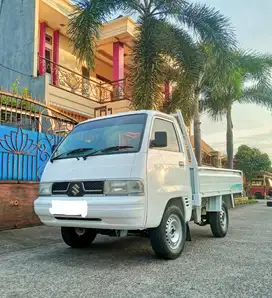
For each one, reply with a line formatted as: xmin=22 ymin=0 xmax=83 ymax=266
xmin=83 ymin=146 xmax=134 ymax=160
xmin=51 ymin=148 xmax=93 ymax=163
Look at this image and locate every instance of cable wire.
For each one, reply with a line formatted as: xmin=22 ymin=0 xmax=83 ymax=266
xmin=0 ymin=63 xmax=33 ymax=78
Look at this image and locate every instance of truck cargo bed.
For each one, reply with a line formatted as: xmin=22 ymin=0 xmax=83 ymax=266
xmin=198 ymin=167 xmax=243 ymax=197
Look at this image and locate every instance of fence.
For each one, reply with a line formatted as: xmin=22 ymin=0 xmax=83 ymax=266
xmin=0 ymin=91 xmax=78 ymax=181
xmin=38 ymin=56 xmax=129 ymax=103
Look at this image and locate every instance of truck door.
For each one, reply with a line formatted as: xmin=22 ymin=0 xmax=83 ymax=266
xmin=148 ymin=117 xmax=192 ymax=222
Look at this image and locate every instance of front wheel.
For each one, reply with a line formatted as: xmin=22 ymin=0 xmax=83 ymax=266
xmin=150 ymin=204 xmax=186 ymax=260
xmin=61 ymin=227 xmax=97 ymax=248
xmin=209 ymin=202 xmax=229 ymax=238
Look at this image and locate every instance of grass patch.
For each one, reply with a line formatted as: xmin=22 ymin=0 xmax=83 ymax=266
xmin=235 ymin=197 xmax=258 ymax=206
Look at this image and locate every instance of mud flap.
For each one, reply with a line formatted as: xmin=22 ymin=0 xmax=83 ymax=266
xmin=186 ymin=223 xmax=192 ymax=241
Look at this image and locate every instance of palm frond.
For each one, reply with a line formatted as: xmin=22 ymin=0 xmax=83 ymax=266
xmin=179 ymin=3 xmax=236 ymax=46
xmin=236 ymin=50 xmax=272 ymax=88
xmin=237 ymin=84 xmax=272 ymax=109
xmin=201 ymin=83 xmax=232 ymax=121
xmin=151 ymin=0 xmax=187 ymax=16
xmin=178 ymin=3 xmax=237 ymax=68
xmin=130 ymin=15 xmax=165 ymax=110
xmin=68 ymin=0 xmax=132 ymax=69
xmin=198 ymin=43 xmax=238 ymax=87
xmin=168 ymin=73 xmax=195 ymax=124
xmin=155 ymin=21 xmax=201 ymax=80
xmin=203 ymin=49 xmax=272 ymax=121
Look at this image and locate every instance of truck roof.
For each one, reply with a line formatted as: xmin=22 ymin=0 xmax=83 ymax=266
xmin=81 ymin=110 xmax=174 ymax=125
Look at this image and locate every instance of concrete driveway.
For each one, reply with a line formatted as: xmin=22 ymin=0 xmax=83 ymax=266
xmin=0 ymin=202 xmax=271 ymax=298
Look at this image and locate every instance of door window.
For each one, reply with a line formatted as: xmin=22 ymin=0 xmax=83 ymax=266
xmin=150 ymin=118 xmax=181 ymax=152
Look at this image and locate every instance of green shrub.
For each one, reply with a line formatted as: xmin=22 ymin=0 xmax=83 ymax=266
xmin=234 ymin=198 xmax=257 ymax=206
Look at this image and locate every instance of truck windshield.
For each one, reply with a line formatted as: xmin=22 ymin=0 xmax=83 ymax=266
xmin=51 ymin=113 xmax=147 ymax=160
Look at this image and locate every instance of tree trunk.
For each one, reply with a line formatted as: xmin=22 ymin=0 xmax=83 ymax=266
xmin=226 ymin=105 xmax=234 ymax=169
xmin=193 ymin=96 xmax=202 ymax=166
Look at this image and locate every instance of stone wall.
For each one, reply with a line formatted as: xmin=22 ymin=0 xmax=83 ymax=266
xmin=0 ymin=182 xmax=41 ymax=230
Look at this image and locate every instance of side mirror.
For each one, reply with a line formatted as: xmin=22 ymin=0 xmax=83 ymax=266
xmin=151 ymin=131 xmax=167 ymax=148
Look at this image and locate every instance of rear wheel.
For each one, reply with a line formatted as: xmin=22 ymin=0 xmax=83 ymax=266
xmin=254 ymin=192 xmax=264 ymax=200
xmin=150 ymin=204 xmax=186 ymax=260
xmin=61 ymin=227 xmax=97 ymax=248
xmin=209 ymin=202 xmax=229 ymax=238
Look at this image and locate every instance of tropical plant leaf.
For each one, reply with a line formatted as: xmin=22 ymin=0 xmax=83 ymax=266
xmin=168 ymin=76 xmax=195 ymax=124
xmin=151 ymin=0 xmax=187 ymax=16
xmin=155 ymin=20 xmax=201 ymax=80
xmin=236 ymin=50 xmax=272 ymax=88
xmin=68 ymin=0 xmax=135 ymax=69
xmin=203 ymin=50 xmax=272 ymax=118
xmin=238 ymin=84 xmax=272 ymax=108
xmin=179 ymin=3 xmax=236 ymax=46
xmin=178 ymin=3 xmax=237 ymax=69
xmin=130 ymin=15 xmax=165 ymax=110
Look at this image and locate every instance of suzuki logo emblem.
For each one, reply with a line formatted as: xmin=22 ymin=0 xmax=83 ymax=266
xmin=71 ymin=184 xmax=81 ymax=196
xmin=67 ymin=182 xmax=84 ymax=197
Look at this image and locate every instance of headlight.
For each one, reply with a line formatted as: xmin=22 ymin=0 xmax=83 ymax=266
xmin=104 ymin=180 xmax=144 ymax=196
xmin=38 ymin=182 xmax=52 ymax=196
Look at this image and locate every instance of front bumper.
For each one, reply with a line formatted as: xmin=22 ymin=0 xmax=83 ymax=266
xmin=34 ymin=195 xmax=146 ymax=230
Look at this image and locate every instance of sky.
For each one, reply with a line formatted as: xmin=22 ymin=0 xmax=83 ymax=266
xmin=195 ymin=0 xmax=272 ymax=159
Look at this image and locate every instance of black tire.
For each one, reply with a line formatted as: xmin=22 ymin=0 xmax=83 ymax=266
xmin=255 ymin=192 xmax=264 ymax=200
xmin=61 ymin=227 xmax=97 ymax=248
xmin=209 ymin=202 xmax=229 ymax=238
xmin=150 ymin=204 xmax=186 ymax=260
xmin=267 ymin=201 xmax=272 ymax=207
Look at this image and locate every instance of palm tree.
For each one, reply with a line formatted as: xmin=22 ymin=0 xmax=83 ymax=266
xmin=164 ymin=43 xmax=236 ymax=165
xmin=69 ymin=1 xmax=236 ymax=165
xmin=203 ymin=51 xmax=272 ymax=169
xmin=69 ymin=1 xmax=235 ymax=95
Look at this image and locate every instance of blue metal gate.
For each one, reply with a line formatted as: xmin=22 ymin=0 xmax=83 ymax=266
xmin=0 ymin=91 xmax=78 ymax=181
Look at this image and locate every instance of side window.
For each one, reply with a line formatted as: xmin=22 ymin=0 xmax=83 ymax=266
xmin=151 ymin=118 xmax=180 ymax=152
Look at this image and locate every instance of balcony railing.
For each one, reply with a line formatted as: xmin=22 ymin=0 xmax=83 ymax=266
xmin=38 ymin=56 xmax=129 ymax=103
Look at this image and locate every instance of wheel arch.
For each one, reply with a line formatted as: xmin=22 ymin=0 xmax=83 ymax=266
xmin=223 ymin=194 xmax=234 ymax=209
xmin=145 ymin=196 xmax=188 ymax=229
xmin=165 ymin=197 xmax=186 ymax=219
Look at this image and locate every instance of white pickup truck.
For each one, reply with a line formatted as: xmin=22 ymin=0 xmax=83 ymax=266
xmin=34 ymin=110 xmax=243 ymax=259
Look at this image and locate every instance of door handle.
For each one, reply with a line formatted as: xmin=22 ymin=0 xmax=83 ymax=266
xmin=179 ymin=161 xmax=185 ymax=167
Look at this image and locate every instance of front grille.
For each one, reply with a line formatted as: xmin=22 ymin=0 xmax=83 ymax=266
xmin=52 ymin=182 xmax=69 ymax=194
xmin=52 ymin=181 xmax=104 ymax=195
xmin=83 ymin=181 xmax=104 ymax=194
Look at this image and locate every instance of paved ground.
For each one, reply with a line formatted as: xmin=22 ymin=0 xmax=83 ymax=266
xmin=0 ymin=202 xmax=271 ymax=298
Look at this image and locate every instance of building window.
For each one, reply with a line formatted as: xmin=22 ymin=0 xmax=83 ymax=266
xmin=94 ymin=107 xmax=107 ymax=117
xmin=45 ymin=49 xmax=51 ymax=74
xmin=46 ymin=34 xmax=52 ymax=45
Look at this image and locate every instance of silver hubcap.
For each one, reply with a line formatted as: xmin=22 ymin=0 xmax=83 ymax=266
xmin=75 ymin=228 xmax=86 ymax=236
xmin=220 ymin=207 xmax=227 ymax=231
xmin=165 ymin=214 xmax=182 ymax=250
